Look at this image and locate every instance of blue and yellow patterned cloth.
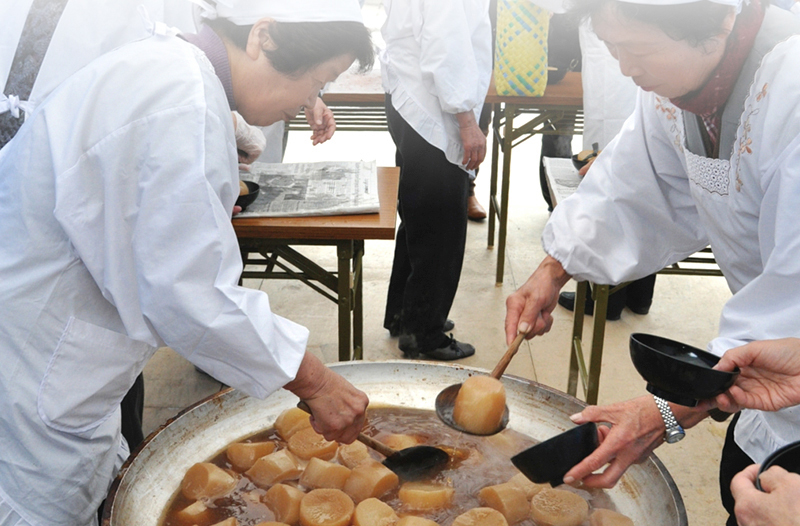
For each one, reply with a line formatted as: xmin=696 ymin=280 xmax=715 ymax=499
xmin=494 ymin=0 xmax=550 ymax=97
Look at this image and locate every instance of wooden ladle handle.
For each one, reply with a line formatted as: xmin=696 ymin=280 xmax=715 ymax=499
xmin=296 ymin=400 xmax=397 ymax=458
xmin=490 ymin=332 xmax=526 ymax=379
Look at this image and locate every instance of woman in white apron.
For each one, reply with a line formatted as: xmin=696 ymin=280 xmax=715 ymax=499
xmin=503 ymin=0 xmax=800 ymax=523
xmin=0 ymin=1 xmax=373 ymax=525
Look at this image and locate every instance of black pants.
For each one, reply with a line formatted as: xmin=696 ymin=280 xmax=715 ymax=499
xmin=719 ymin=413 xmax=756 ymax=526
xmin=121 ymin=373 xmax=145 ymax=451
xmin=383 ymin=95 xmax=470 ymax=349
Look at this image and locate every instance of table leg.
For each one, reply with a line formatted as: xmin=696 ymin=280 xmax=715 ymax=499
xmin=488 ymin=102 xmax=502 ymax=248
xmin=496 ymin=103 xmax=515 ymax=284
xmin=337 ymin=241 xmax=354 ymax=361
xmin=353 ymin=240 xmax=364 ymax=360
xmin=586 ymin=284 xmax=609 ymax=405
xmin=567 ymin=281 xmax=588 ymax=397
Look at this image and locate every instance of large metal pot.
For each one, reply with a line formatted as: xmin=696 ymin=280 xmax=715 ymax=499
xmin=102 ymin=361 xmax=687 ymax=525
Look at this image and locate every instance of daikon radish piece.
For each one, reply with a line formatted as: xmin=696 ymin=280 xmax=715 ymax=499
xmin=452 ymin=375 xmax=506 ymax=435
xmin=263 ymin=483 xmax=305 ymax=525
xmin=343 ymin=460 xmax=399 ymax=503
xmin=239 ymin=180 xmax=249 ymax=195
xmin=395 ymin=517 xmax=440 ymax=526
xmin=507 ymin=473 xmax=546 ymax=500
xmin=479 ymin=482 xmax=530 ymax=524
xmin=352 ymin=497 xmax=399 ymax=526
xmin=299 ymin=488 xmax=354 ymax=526
xmin=227 ymin=441 xmax=277 ymax=471
xmin=175 ymin=500 xmax=211 ymax=523
xmin=337 ymin=440 xmax=372 ymax=468
xmin=210 ymin=519 xmax=237 ymax=526
xmin=530 ymin=489 xmax=589 ymax=526
xmin=381 ymin=434 xmax=420 ymax=451
xmin=246 ymin=449 xmax=303 ymax=487
xmin=181 ymin=462 xmax=237 ymax=501
xmin=397 ymin=482 xmax=455 ymax=510
xmin=589 ymin=508 xmax=634 ymax=526
xmin=288 ymin=427 xmax=339 ymax=461
xmin=275 ymin=407 xmax=313 ymax=440
xmin=255 ymin=523 xmax=291 ymax=526
xmin=300 ymin=457 xmax=352 ymax=490
xmin=451 ymin=507 xmax=508 ymax=526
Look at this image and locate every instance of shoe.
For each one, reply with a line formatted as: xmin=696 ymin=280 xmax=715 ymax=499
xmin=398 ymin=333 xmax=474 ymax=361
xmin=626 ymin=300 xmax=651 ymax=315
xmin=387 ymin=318 xmax=454 ymax=337
xmin=467 ymin=195 xmax=487 ymax=221
xmin=557 ymin=291 xmax=622 ymax=321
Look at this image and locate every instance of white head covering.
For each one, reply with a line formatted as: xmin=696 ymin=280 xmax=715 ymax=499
xmin=190 ymin=0 xmax=364 ymax=25
xmin=618 ymin=0 xmax=741 ymax=6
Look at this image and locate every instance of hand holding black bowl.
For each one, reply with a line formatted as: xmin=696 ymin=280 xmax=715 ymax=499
xmin=630 ymin=333 xmax=739 ymax=407
xmin=235 ymin=181 xmax=260 ymax=212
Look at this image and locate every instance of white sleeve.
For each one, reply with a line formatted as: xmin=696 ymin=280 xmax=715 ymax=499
xmin=54 ymin=89 xmax=306 ymax=400
xmin=543 ymin=93 xmax=709 ymax=284
xmin=414 ymin=0 xmax=491 ymax=114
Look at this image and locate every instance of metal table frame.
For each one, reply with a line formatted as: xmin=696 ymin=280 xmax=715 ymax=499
xmin=486 ymin=72 xmax=584 ymax=284
xmin=232 ymin=167 xmax=399 ymax=362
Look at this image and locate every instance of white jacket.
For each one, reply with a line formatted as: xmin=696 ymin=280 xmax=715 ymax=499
xmin=0 ymin=34 xmax=307 ymax=526
xmin=380 ymin=0 xmax=492 ymax=171
xmin=543 ymin=12 xmax=800 ymax=464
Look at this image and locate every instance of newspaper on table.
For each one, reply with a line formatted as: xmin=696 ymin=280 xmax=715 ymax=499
xmin=237 ymin=160 xmax=380 ymax=217
xmin=542 ymin=156 xmax=582 ymax=207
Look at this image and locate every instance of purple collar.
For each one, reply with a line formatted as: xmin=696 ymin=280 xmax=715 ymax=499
xmin=180 ymin=25 xmax=236 ymax=111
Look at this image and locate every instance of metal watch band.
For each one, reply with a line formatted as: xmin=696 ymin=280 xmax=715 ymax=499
xmin=654 ymin=396 xmax=685 ymax=443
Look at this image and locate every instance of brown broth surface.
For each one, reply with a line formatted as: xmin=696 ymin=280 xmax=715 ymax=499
xmin=160 ymin=406 xmax=615 ymax=526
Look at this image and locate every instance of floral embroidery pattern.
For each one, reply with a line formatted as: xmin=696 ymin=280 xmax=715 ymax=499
xmin=685 ymin=153 xmax=730 ymax=196
xmin=655 ymin=97 xmax=684 ymax=153
xmin=733 ymin=82 xmax=768 ymax=192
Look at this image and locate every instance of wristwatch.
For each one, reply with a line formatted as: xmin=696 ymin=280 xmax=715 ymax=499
xmin=654 ymin=396 xmax=685 ymax=444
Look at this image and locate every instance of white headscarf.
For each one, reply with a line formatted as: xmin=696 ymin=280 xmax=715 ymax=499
xmin=190 ymin=0 xmax=364 ymax=25
xmin=618 ymin=0 xmax=741 ymax=7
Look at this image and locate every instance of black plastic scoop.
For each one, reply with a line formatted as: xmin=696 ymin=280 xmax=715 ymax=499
xmin=296 ymin=402 xmax=448 ymax=481
xmin=511 ymin=422 xmax=599 ymax=487
xmin=435 ymin=332 xmax=526 ymax=436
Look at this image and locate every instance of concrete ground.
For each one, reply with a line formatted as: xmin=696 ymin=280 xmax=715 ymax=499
xmin=143 ymin=124 xmax=733 ymax=525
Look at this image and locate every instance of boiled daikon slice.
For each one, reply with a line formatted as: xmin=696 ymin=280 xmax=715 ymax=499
xmin=507 ymin=473 xmax=546 ymax=499
xmin=275 ymin=407 xmax=313 ymax=440
xmin=452 ymin=376 xmax=506 ymax=435
xmin=398 ymin=482 xmax=455 ymax=510
xmin=337 ymin=440 xmax=373 ymax=468
xmin=530 ymin=489 xmax=589 ymax=526
xmin=181 ymin=462 xmax=237 ymax=501
xmin=479 ymin=482 xmax=530 ymax=524
xmin=300 ymin=457 xmax=352 ymax=490
xmin=451 ymin=507 xmax=508 ymax=526
xmin=227 ymin=441 xmax=277 ymax=471
xmin=263 ymin=483 xmax=305 ymax=525
xmin=396 ymin=517 xmax=440 ymax=526
xmin=299 ymin=488 xmax=354 ymax=526
xmin=381 ymin=433 xmax=420 ymax=450
xmin=288 ymin=427 xmax=339 ymax=461
xmin=246 ymin=449 xmax=303 ymax=487
xmin=352 ymin=497 xmax=399 ymax=526
xmin=343 ymin=460 xmax=399 ymax=503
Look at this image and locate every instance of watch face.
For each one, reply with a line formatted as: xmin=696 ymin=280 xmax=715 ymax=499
xmin=665 ymin=429 xmax=685 ymax=444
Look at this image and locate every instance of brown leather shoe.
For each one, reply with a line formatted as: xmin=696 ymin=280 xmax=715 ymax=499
xmin=467 ymin=195 xmax=487 ymax=221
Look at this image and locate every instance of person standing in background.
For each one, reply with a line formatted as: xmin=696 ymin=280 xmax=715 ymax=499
xmin=381 ymin=0 xmax=492 ymax=360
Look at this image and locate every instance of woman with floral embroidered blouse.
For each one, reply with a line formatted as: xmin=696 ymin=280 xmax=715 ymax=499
xmin=503 ymin=0 xmax=800 ymax=523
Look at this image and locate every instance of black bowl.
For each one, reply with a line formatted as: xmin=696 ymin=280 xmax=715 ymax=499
xmin=571 ymin=153 xmax=591 ymax=171
xmin=511 ymin=422 xmax=599 ymax=487
xmin=235 ymin=181 xmax=260 ymax=211
xmin=630 ymin=333 xmax=739 ymax=407
xmin=757 ymin=440 xmax=800 ymax=491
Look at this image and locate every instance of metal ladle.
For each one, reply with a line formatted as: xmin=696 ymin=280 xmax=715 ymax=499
xmin=435 ymin=332 xmax=526 ymax=436
xmin=296 ymin=402 xmax=449 ymax=481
